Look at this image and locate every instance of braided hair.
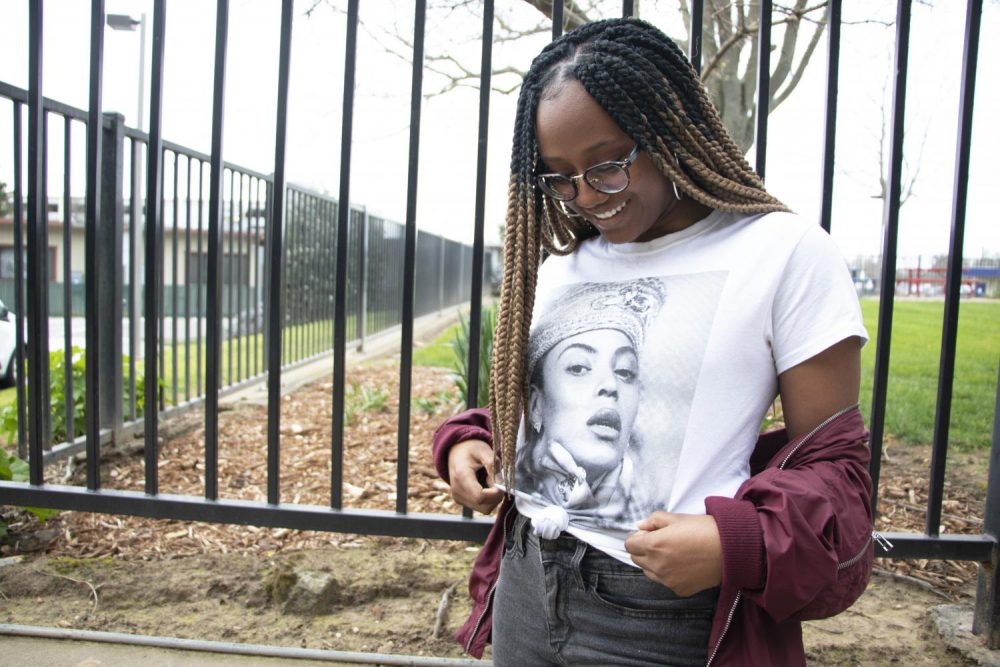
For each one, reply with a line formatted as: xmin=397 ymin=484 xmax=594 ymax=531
xmin=490 ymin=17 xmax=788 ymax=490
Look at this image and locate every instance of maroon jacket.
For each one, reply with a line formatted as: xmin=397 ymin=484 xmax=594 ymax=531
xmin=432 ymin=405 xmax=874 ymax=665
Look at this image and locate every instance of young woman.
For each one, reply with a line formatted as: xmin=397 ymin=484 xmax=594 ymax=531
xmin=433 ymin=17 xmax=874 ymax=666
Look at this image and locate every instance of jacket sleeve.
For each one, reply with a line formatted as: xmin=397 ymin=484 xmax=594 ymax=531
xmin=431 ymin=407 xmax=493 ymax=483
xmin=706 ymin=408 xmax=873 ymax=622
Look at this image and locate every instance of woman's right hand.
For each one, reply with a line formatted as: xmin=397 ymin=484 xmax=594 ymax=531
xmin=448 ymin=439 xmax=504 ymax=514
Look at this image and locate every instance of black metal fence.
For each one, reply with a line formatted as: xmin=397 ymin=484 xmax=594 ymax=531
xmin=0 ymin=87 xmax=486 ymax=461
xmin=0 ymin=0 xmax=997 ymax=650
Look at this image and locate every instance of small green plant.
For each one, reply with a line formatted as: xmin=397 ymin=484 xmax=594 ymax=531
xmin=451 ymin=304 xmax=496 ymax=409
xmin=414 ymin=389 xmax=459 ymax=417
xmin=414 ymin=396 xmax=438 ymax=416
xmin=344 ymin=382 xmax=390 ymax=425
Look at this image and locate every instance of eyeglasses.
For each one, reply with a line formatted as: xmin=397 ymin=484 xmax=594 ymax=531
xmin=536 ymin=144 xmax=641 ymax=202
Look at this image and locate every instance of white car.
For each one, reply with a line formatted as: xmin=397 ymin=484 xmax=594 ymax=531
xmin=0 ymin=299 xmax=16 ymax=388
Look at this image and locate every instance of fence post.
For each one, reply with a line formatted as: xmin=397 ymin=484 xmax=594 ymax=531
xmin=973 ymin=361 xmax=1000 ymax=648
xmin=98 ymin=112 xmax=125 ymax=445
xmin=262 ymin=179 xmax=272 ymax=372
xmin=356 ymin=206 xmax=367 ymax=351
xmin=438 ymin=233 xmax=445 ymax=314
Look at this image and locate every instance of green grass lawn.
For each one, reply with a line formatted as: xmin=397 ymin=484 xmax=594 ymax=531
xmin=413 ymin=324 xmax=461 ymax=369
xmin=859 ymin=299 xmax=998 ymax=449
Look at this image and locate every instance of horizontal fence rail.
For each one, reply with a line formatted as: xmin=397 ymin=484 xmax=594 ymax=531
xmin=0 ymin=0 xmax=996 ymax=648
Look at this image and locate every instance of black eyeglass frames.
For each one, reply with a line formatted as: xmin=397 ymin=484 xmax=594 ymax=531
xmin=536 ymin=144 xmax=641 ymax=202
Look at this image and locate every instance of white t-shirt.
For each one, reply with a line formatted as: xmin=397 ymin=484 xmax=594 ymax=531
xmin=508 ymin=209 xmax=869 ymax=564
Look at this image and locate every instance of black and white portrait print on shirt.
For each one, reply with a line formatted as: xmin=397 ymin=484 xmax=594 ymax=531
xmin=513 ymin=272 xmax=727 ymax=532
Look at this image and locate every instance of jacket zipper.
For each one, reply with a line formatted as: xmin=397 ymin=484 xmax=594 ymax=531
xmin=465 ymin=502 xmax=517 ymax=654
xmin=705 ymin=591 xmax=741 ymax=667
xmin=778 ymin=403 xmax=857 ymax=471
xmin=465 ymin=583 xmax=497 ymax=654
xmin=705 ymin=403 xmax=861 ymax=666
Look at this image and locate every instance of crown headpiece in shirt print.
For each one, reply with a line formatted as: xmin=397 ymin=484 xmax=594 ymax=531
xmin=527 ymin=277 xmax=667 ymax=376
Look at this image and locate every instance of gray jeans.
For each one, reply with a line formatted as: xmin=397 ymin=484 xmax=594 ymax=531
xmin=493 ymin=514 xmax=718 ymax=666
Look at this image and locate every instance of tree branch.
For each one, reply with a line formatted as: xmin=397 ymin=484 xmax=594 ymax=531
xmin=772 ymin=3 xmax=828 ymax=108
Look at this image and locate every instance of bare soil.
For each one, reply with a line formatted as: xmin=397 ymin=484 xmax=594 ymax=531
xmin=0 ymin=361 xmax=993 ymax=665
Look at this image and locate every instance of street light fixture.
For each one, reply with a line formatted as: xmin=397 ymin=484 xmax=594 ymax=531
xmin=106 ymin=13 xmax=140 ymax=30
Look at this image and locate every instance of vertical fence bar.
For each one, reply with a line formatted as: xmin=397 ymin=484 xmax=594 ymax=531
xmin=622 ymin=0 xmax=634 ymax=18
xmin=819 ymin=0 xmax=841 ymax=234
xmin=869 ymin=0 xmax=912 ymax=508
xmin=331 ymin=0 xmax=359 ymax=510
xmin=98 ymin=113 xmax=124 ymax=445
xmin=552 ymin=0 xmax=563 ymax=40
xmin=205 ymin=0 xmax=230 ymax=501
xmin=754 ymin=0 xmax=772 ymax=180
xmin=267 ymin=0 xmax=293 ymax=506
xmin=926 ymin=0 xmax=982 ymax=538
xmin=309 ymin=195 xmax=318 ymax=356
xmin=128 ymin=139 xmax=139 ymax=420
xmin=227 ymin=168 xmax=235 ymax=386
xmin=394 ymin=0 xmax=426 ymax=515
xmin=252 ymin=176 xmax=261 ymax=378
xmin=466 ymin=0 xmax=492 ymax=412
xmin=184 ymin=156 xmax=192 ymax=402
xmin=285 ymin=190 xmax=302 ymax=362
xmin=158 ymin=148 xmax=165 ymax=410
xmin=236 ymin=172 xmax=244 ymax=380
xmin=437 ymin=234 xmax=444 ymax=313
xmin=62 ymin=118 xmax=73 ymax=443
xmin=42 ymin=111 xmax=49 ymax=448
xmin=196 ymin=158 xmax=204 ymax=397
xmin=285 ymin=190 xmax=293 ymax=364
xmin=355 ymin=207 xmax=366 ymax=350
xmin=144 ymin=0 xmax=166 ymax=494
xmin=974 ymin=362 xmax=1000 ymax=647
xmin=290 ymin=189 xmax=299 ymax=363
xmin=80 ymin=0 xmax=101 ymax=487
xmin=689 ymin=0 xmax=704 ymax=73
xmin=24 ymin=4 xmax=46 ymax=470
xmin=171 ymin=152 xmax=179 ymax=404
xmin=236 ymin=173 xmax=244 ymax=371
xmin=13 ymin=102 xmax=28 ymax=461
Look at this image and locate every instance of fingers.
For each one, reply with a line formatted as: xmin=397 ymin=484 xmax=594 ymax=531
xmin=451 ymin=464 xmax=503 ymax=514
xmin=635 ymin=511 xmax=676 ymax=531
xmin=447 ymin=439 xmax=503 ymax=515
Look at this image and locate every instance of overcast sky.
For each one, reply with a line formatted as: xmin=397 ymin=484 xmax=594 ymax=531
xmin=1 ymin=0 xmax=997 ymax=264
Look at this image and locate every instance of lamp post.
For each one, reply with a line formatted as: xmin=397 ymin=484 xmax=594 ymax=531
xmin=106 ymin=12 xmax=146 ymax=131
xmin=106 ymin=12 xmax=148 ymax=402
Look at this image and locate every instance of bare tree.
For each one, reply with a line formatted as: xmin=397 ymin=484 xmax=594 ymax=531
xmin=872 ymin=103 xmax=925 ymax=210
xmin=678 ymin=0 xmax=829 ymax=151
xmin=308 ymin=0 xmax=831 ymax=152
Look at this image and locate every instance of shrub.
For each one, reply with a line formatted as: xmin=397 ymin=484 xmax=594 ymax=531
xmin=0 ymin=347 xmax=157 ymax=445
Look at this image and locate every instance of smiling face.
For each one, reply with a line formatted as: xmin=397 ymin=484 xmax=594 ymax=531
xmin=529 ymin=328 xmax=640 ymax=478
xmin=535 ymin=79 xmax=707 ymax=244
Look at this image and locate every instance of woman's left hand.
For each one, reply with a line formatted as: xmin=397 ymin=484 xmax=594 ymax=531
xmin=624 ymin=512 xmax=723 ymax=597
